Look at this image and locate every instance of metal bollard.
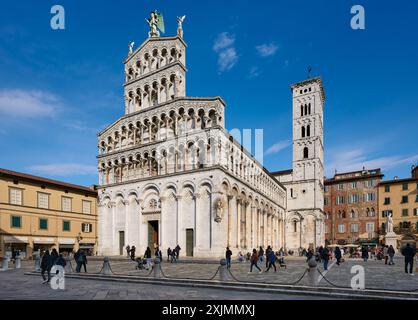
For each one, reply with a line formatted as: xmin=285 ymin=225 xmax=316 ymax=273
xmin=1 ymin=257 xmax=10 ymax=271
xmin=153 ymin=258 xmax=162 ymax=278
xmin=307 ymin=257 xmax=318 ymax=287
xmin=219 ymin=258 xmax=231 ymax=281
xmin=15 ymin=256 xmax=21 ymax=269
xmin=101 ymin=256 xmax=112 ymax=275
xmin=64 ymin=256 xmax=72 ymax=274
xmin=34 ymin=254 xmax=41 ymax=272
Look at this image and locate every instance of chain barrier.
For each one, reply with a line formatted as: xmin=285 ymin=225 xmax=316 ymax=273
xmin=227 ymin=267 xmax=309 ymax=286
xmin=316 ymin=268 xmax=353 ymax=289
xmin=160 ymin=264 xmax=221 ymax=281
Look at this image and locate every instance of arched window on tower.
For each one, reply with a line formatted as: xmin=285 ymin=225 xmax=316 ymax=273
xmin=307 ymin=125 xmax=310 ymax=137
xmin=293 ymin=220 xmax=297 ymax=233
xmin=301 ymin=105 xmax=303 ymax=117
xmin=304 ymin=104 xmax=308 ymax=115
xmin=303 ymin=147 xmax=309 ymax=159
xmin=301 ymin=126 xmax=305 ymax=138
xmin=308 ymin=103 xmax=311 ymax=115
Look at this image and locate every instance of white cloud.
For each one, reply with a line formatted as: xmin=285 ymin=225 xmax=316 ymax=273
xmin=265 ymin=140 xmax=291 ymax=156
xmin=213 ymin=32 xmax=238 ymax=73
xmin=0 ymin=89 xmax=60 ymax=118
xmin=218 ymin=48 xmax=238 ymax=72
xmin=256 ymin=42 xmax=278 ymax=57
xmin=213 ymin=32 xmax=235 ymax=51
xmin=28 ymin=163 xmax=97 ymax=176
xmin=326 ymin=147 xmax=418 ymax=177
xmin=249 ymin=66 xmax=260 ymax=78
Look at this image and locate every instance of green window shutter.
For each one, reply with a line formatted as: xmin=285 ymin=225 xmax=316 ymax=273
xmin=39 ymin=218 xmax=48 ymax=230
xmin=11 ymin=216 xmax=21 ymax=228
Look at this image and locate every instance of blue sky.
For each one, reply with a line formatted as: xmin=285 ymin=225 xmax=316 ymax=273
xmin=0 ymin=0 xmax=417 ymax=187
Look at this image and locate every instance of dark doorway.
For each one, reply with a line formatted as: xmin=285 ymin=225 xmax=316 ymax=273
xmin=119 ymin=231 xmax=125 ymax=255
xmin=186 ymin=228 xmax=194 ymax=256
xmin=148 ymin=221 xmax=159 ymax=249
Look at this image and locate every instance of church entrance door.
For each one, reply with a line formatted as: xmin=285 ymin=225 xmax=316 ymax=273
xmin=148 ymin=221 xmax=159 ymax=249
xmin=186 ymin=229 xmax=194 ymax=256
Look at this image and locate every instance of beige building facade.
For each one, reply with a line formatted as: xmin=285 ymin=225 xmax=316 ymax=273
xmin=378 ymin=165 xmax=418 ymax=247
xmin=0 ymin=168 xmax=98 ymax=259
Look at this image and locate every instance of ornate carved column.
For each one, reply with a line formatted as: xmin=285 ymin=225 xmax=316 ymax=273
xmin=236 ymin=197 xmax=241 ymax=249
xmin=227 ymin=194 xmax=233 ymax=247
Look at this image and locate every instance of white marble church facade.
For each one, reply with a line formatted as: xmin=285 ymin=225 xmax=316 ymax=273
xmin=96 ymin=19 xmax=287 ymax=258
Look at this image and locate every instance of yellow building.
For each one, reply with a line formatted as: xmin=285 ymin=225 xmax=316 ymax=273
xmin=0 ymin=168 xmax=98 ymax=259
xmin=378 ymin=165 xmax=418 ymax=247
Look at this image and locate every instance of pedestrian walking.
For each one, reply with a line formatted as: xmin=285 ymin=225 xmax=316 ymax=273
xmin=265 ymin=249 xmax=277 ymax=272
xmin=322 ymin=247 xmax=330 ymax=270
xmin=388 ymin=245 xmax=395 ymax=265
xmin=249 ymin=249 xmax=262 ymax=273
xmin=130 ymin=245 xmax=136 ymax=260
xmin=40 ymin=250 xmax=54 ymax=284
xmin=383 ymin=245 xmax=389 ymax=265
xmin=361 ymin=246 xmax=369 ymax=262
xmin=174 ymin=244 xmax=181 ymax=260
xmin=51 ymin=248 xmax=59 ymax=265
xmin=126 ymin=245 xmax=131 ymax=258
xmin=144 ymin=247 xmax=152 ymax=270
xmin=334 ymin=246 xmax=342 ymax=266
xmin=167 ymin=247 xmax=172 ymax=262
xmin=74 ymin=249 xmax=82 ymax=272
xmin=258 ymin=246 xmax=264 ymax=263
xmin=225 ymin=247 xmax=232 ymax=269
xmin=401 ymin=243 xmax=416 ymax=275
xmin=80 ymin=250 xmax=87 ymax=272
xmin=265 ymin=246 xmax=272 ymax=268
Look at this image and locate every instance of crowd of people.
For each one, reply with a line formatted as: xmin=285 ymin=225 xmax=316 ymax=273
xmin=126 ymin=244 xmax=182 ymax=270
xmin=225 ymin=246 xmax=287 ymax=273
xmin=40 ymin=248 xmax=88 ymax=284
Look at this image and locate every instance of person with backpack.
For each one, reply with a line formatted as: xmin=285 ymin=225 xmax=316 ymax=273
xmin=265 ymin=248 xmax=277 ymax=272
xmin=401 ymin=243 xmax=416 ymax=275
xmin=225 ymin=247 xmax=232 ymax=269
xmin=40 ymin=250 xmax=54 ymax=284
xmin=388 ymin=245 xmax=395 ymax=265
xmin=249 ymin=248 xmax=262 ymax=273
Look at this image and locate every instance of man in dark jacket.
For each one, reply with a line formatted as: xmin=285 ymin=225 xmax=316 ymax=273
xmin=225 ymin=247 xmax=232 ymax=269
xmin=334 ymin=247 xmax=342 ymax=265
xmin=401 ymin=243 xmax=416 ymax=274
xmin=321 ymin=247 xmax=330 ymax=270
xmin=40 ymin=250 xmax=54 ymax=284
xmin=265 ymin=249 xmax=277 ymax=272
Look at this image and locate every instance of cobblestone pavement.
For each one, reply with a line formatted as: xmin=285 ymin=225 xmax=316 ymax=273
xmin=56 ymin=256 xmax=418 ymax=291
xmin=3 ymin=255 xmax=417 ymax=299
xmin=0 ymin=268 xmax=333 ymax=300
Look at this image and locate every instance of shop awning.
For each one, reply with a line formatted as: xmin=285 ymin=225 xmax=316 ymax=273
xmin=32 ymin=237 xmax=55 ymax=244
xmin=79 ymin=243 xmax=95 ymax=249
xmin=58 ymin=237 xmax=75 ymax=245
xmin=3 ymin=236 xmax=28 ymax=243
